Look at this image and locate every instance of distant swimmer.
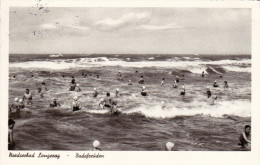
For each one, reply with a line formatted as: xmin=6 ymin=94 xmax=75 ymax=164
xmin=175 ymin=76 xmax=179 ymax=83
xmin=8 ymin=119 xmax=15 ymax=150
xmin=23 ymin=89 xmax=32 ymax=105
xmin=97 ymin=75 xmax=100 ymax=79
xmin=180 ymin=86 xmax=185 ymax=96
xmin=38 ymin=87 xmax=43 ymax=98
xmin=92 ymin=140 xmax=102 ymax=151
xmin=213 ymin=80 xmax=219 ymax=87
xmin=139 ymin=76 xmax=144 ymax=84
xmin=181 ymin=74 xmax=185 ymax=80
xmin=135 ymin=70 xmax=138 ymax=73
xmin=75 ymin=84 xmax=81 ymax=92
xmin=206 ymin=86 xmax=211 ymax=98
xmin=103 ymin=92 xmax=112 ymax=108
xmin=10 ymin=75 xmax=16 ymax=79
xmin=238 ymin=125 xmax=251 ymax=148
xmin=201 ymin=71 xmax=205 ymax=77
xmin=115 ymin=88 xmax=120 ymax=97
xmin=207 ymin=95 xmax=217 ymax=105
xmin=93 ymin=88 xmax=98 ymax=97
xmin=62 ymin=75 xmax=65 ymax=78
xmin=141 ymin=86 xmax=149 ymax=96
xmin=50 ymin=98 xmax=61 ymax=107
xmin=173 ymin=80 xmax=178 ymax=88
xmin=18 ymin=99 xmax=25 ymax=109
xmin=70 ymin=78 xmax=76 ymax=91
xmin=9 ymin=98 xmax=20 ymax=113
xmin=98 ymin=98 xmax=105 ymax=110
xmin=110 ymin=98 xmax=118 ymax=114
xmin=161 ymin=78 xmax=165 ymax=87
xmin=72 ymin=96 xmax=81 ymax=111
xmin=41 ymin=82 xmax=48 ymax=92
xmin=128 ymin=80 xmax=132 ymax=85
xmin=165 ymin=142 xmax=174 ymax=151
xmin=224 ymin=81 xmax=228 ymax=88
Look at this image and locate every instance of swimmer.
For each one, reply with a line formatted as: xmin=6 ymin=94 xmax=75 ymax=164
xmin=8 ymin=119 xmax=15 ymax=150
xmin=165 ymin=142 xmax=174 ymax=151
xmin=179 ymin=86 xmax=185 ymax=96
xmin=50 ymin=98 xmax=61 ymax=107
xmin=18 ymin=99 xmax=25 ymax=109
xmin=175 ymin=76 xmax=179 ymax=83
xmin=220 ymin=75 xmax=223 ymax=78
xmin=38 ymin=87 xmax=43 ymax=98
xmin=181 ymin=74 xmax=185 ymax=80
xmin=135 ymin=70 xmax=138 ymax=73
xmin=41 ymin=82 xmax=48 ymax=92
xmin=238 ymin=125 xmax=251 ymax=148
xmin=110 ymin=98 xmax=118 ymax=114
xmin=224 ymin=81 xmax=228 ymax=88
xmin=103 ymin=92 xmax=112 ymax=108
xmin=141 ymin=86 xmax=149 ymax=96
xmin=201 ymin=71 xmax=205 ymax=77
xmin=70 ymin=79 xmax=76 ymax=91
xmin=213 ymin=80 xmax=219 ymax=87
xmin=161 ymin=78 xmax=165 ymax=87
xmin=139 ymin=76 xmax=144 ymax=84
xmin=206 ymin=86 xmax=211 ymax=98
xmin=9 ymin=98 xmax=20 ymax=113
xmin=173 ymin=80 xmax=178 ymax=88
xmin=128 ymin=80 xmax=132 ymax=85
xmin=75 ymin=84 xmax=81 ymax=92
xmin=23 ymin=89 xmax=32 ymax=105
xmin=98 ymin=98 xmax=105 ymax=110
xmin=97 ymin=75 xmax=100 ymax=79
xmin=92 ymin=140 xmax=102 ymax=151
xmin=72 ymin=96 xmax=81 ymax=111
xmin=207 ymin=95 xmax=217 ymax=105
xmin=62 ymin=75 xmax=65 ymax=78
xmin=93 ymin=88 xmax=98 ymax=97
xmin=115 ymin=88 xmax=121 ymax=97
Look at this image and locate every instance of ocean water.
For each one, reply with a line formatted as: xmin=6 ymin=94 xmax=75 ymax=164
xmin=8 ymin=54 xmax=251 ymax=151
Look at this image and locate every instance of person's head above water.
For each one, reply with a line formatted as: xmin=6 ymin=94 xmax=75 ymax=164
xmin=8 ymin=119 xmax=15 ymax=128
xmin=73 ymin=96 xmax=78 ymax=101
xmin=141 ymin=76 xmax=143 ymax=78
xmin=14 ymin=98 xmax=18 ymax=102
xmin=19 ymin=99 xmax=23 ymax=103
xmin=53 ymin=98 xmax=57 ymax=101
xmin=93 ymin=140 xmax=100 ymax=148
xmin=26 ymin=89 xmax=29 ymax=93
xmin=166 ymin=142 xmax=174 ymax=151
xmin=182 ymin=86 xmax=185 ymax=89
xmin=42 ymin=82 xmax=45 ymax=85
xmin=116 ymin=88 xmax=119 ymax=92
xmin=94 ymin=88 xmax=97 ymax=91
xmin=76 ymin=84 xmax=80 ymax=87
xmin=224 ymin=81 xmax=227 ymax=84
xmin=162 ymin=78 xmax=165 ymax=80
xmin=142 ymin=86 xmax=146 ymax=89
xmin=106 ymin=92 xmax=110 ymax=97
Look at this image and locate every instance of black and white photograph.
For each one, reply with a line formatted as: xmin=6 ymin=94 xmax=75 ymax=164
xmin=5 ymin=2 xmax=256 ymax=153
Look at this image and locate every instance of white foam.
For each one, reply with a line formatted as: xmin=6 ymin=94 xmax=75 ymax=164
xmin=10 ymin=57 xmax=251 ymax=73
xmin=124 ymin=100 xmax=250 ymax=118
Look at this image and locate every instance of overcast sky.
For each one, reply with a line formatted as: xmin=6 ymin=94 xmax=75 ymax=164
xmin=9 ymin=7 xmax=251 ymax=54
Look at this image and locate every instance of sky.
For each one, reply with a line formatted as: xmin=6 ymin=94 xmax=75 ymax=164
xmin=9 ymin=7 xmax=251 ymax=54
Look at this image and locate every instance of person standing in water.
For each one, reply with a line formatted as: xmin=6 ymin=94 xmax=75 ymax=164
xmin=173 ymin=80 xmax=178 ymax=88
xmin=8 ymin=119 xmax=15 ymax=150
xmin=23 ymin=89 xmax=32 ymax=105
xmin=207 ymin=95 xmax=217 ymax=105
xmin=70 ymin=78 xmax=77 ymax=91
xmin=141 ymin=86 xmax=149 ymax=96
xmin=93 ymin=88 xmax=98 ymax=97
xmin=224 ymin=81 xmax=229 ymax=88
xmin=72 ymin=96 xmax=81 ymax=111
xmin=75 ymin=84 xmax=81 ymax=92
xmin=115 ymin=88 xmax=120 ymax=97
xmin=103 ymin=92 xmax=112 ymax=108
xmin=139 ymin=76 xmax=144 ymax=84
xmin=161 ymin=78 xmax=165 ymax=87
xmin=128 ymin=80 xmax=132 ymax=85
xmin=238 ymin=125 xmax=251 ymax=148
xmin=206 ymin=86 xmax=212 ymax=98
xmin=9 ymin=98 xmax=20 ymax=113
xmin=18 ymin=99 xmax=25 ymax=109
xmin=41 ymin=82 xmax=48 ymax=92
xmin=180 ymin=86 xmax=185 ymax=96
xmin=201 ymin=71 xmax=205 ymax=77
xmin=175 ymin=76 xmax=180 ymax=83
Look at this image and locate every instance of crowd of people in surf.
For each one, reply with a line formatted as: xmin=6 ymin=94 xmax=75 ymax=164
xmin=8 ymin=70 xmax=251 ymax=150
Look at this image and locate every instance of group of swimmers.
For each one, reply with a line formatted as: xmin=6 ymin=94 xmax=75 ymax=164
xmin=8 ymin=70 xmax=250 ymax=150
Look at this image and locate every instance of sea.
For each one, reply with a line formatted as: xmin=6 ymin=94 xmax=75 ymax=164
xmin=8 ymin=54 xmax=251 ymax=151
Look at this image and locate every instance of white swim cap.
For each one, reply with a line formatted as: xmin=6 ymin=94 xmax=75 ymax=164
xmin=76 ymin=84 xmax=80 ymax=86
xmin=182 ymin=86 xmax=185 ymax=89
xmin=166 ymin=142 xmax=174 ymax=151
xmin=74 ymin=96 xmax=78 ymax=100
xmin=94 ymin=88 xmax=96 ymax=90
xmin=116 ymin=88 xmax=119 ymax=91
xmin=129 ymin=80 xmax=131 ymax=82
xmin=142 ymin=86 xmax=146 ymax=89
xmin=14 ymin=98 xmax=18 ymax=102
xmin=93 ymin=140 xmax=100 ymax=148
xmin=175 ymin=80 xmax=177 ymax=83
xmin=215 ymin=80 xmax=217 ymax=82
xmin=207 ymin=86 xmax=210 ymax=89
xmin=53 ymin=98 xmax=56 ymax=100
xmin=19 ymin=99 xmax=23 ymax=103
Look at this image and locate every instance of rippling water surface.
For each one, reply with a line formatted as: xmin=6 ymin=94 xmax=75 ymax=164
xmin=9 ymin=54 xmax=251 ymax=151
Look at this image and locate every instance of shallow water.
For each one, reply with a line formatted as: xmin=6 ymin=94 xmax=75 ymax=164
xmin=8 ymin=54 xmax=251 ymax=151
